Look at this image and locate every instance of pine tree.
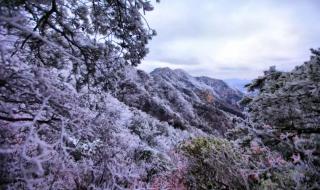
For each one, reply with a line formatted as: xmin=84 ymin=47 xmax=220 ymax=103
xmin=0 ymin=0 xmax=157 ymax=90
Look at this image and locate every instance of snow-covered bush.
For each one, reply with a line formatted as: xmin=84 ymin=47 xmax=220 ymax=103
xmin=179 ymin=137 xmax=250 ymax=189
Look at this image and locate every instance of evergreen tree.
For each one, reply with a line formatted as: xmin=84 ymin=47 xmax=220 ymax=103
xmin=0 ymin=0 xmax=157 ymax=89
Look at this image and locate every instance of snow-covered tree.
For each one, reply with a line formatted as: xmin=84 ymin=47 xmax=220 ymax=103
xmin=0 ymin=0 xmax=157 ymax=90
xmin=242 ymin=48 xmax=320 ymax=132
xmin=238 ymin=48 xmax=320 ymax=189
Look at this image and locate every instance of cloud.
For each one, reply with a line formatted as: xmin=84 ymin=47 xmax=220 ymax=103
xmin=139 ymin=0 xmax=320 ymax=79
xmin=219 ymin=67 xmax=251 ymax=72
xmin=158 ymin=57 xmax=201 ymax=66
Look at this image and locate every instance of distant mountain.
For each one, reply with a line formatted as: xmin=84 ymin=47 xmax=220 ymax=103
xmin=196 ymin=76 xmax=243 ymax=106
xmin=114 ymin=67 xmax=244 ymax=135
xmin=224 ymin=78 xmax=251 ymax=93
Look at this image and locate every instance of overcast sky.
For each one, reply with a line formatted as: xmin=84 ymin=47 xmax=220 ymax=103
xmin=138 ymin=0 xmax=320 ymax=79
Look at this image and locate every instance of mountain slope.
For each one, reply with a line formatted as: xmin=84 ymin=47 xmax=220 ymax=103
xmin=114 ymin=67 xmax=243 ymax=135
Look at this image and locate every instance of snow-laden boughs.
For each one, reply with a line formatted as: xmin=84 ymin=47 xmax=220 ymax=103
xmin=0 ymin=0 xmax=157 ymax=90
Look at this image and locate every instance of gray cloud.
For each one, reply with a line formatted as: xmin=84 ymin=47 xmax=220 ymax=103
xmin=158 ymin=57 xmax=201 ymax=66
xmin=139 ymin=0 xmax=320 ymax=79
xmin=266 ymin=57 xmax=294 ymax=62
xmin=219 ymin=66 xmax=251 ymax=72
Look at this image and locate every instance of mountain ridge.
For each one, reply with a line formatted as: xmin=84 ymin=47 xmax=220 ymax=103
xmin=114 ymin=67 xmax=244 ymax=135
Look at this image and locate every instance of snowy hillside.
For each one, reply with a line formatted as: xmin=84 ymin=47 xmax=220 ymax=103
xmin=2 ymin=56 xmax=319 ymax=189
xmin=0 ymin=58 xmax=248 ymax=189
xmin=0 ymin=62 xmax=204 ymax=189
xmin=1 ymin=1 xmax=319 ymax=189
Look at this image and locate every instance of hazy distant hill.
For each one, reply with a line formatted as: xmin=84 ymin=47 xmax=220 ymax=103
xmin=224 ymin=78 xmax=251 ymax=93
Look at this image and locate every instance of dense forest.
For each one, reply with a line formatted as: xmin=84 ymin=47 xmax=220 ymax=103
xmin=0 ymin=1 xmax=319 ymax=189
